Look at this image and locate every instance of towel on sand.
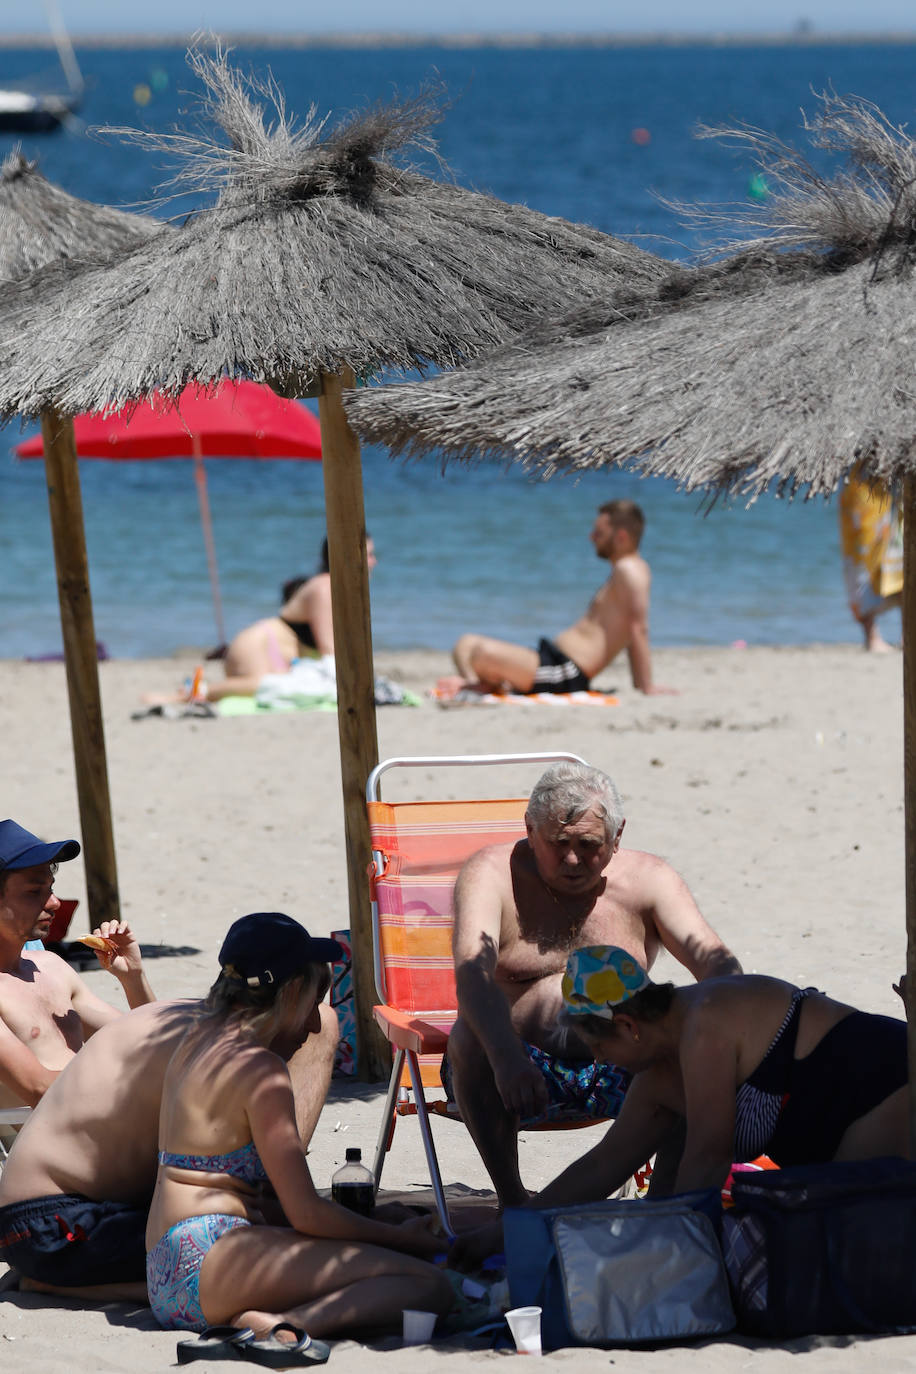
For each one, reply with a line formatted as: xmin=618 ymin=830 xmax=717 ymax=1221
xmin=431 ymin=687 xmax=618 ymax=707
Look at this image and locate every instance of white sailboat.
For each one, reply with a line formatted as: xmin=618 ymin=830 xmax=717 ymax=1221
xmin=0 ymin=2 xmax=84 ymax=133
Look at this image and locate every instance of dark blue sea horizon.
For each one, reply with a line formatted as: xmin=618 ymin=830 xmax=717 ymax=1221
xmin=0 ymin=42 xmax=908 ymax=656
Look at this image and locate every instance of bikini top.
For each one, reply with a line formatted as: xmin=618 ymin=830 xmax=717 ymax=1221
xmin=733 ymin=986 xmax=817 ymax=1162
xmin=279 ymin=615 xmax=317 ymax=651
xmin=158 ymin=1140 xmax=268 ymax=1186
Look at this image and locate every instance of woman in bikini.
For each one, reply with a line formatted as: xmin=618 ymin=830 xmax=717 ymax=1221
xmin=145 ymin=912 xmax=451 ymax=1343
xmin=142 ymin=538 xmax=375 ymax=705
xmin=544 ymin=944 xmax=908 ymax=1200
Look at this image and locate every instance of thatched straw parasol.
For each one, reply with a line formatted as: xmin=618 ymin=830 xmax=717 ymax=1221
xmin=0 ymin=50 xmax=668 ymax=1076
xmin=346 ymin=95 xmax=916 ymax=491
xmin=348 ymin=91 xmax=916 ymax=1132
xmin=1 ymin=151 xmax=162 ymax=928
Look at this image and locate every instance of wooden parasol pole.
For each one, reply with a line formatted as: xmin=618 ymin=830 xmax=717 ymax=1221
xmin=904 ymin=478 xmax=916 ymax=1157
xmin=40 ymin=406 xmax=121 ymax=927
xmin=317 ymin=368 xmax=388 ymax=1081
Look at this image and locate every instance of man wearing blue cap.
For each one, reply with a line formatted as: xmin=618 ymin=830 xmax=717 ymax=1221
xmin=0 ymin=913 xmax=339 ymax=1301
xmin=0 ymin=819 xmax=154 ymax=1109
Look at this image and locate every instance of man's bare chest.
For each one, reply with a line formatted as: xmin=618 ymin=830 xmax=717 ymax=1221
xmin=499 ymin=902 xmax=650 ymax=983
xmin=0 ymin=970 xmax=80 ymax=1048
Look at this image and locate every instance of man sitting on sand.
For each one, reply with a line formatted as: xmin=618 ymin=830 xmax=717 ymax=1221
xmin=445 ymin=761 xmax=741 ymax=1207
xmin=0 ymin=945 xmax=339 ymax=1299
xmin=0 ymin=820 xmax=154 ymax=1108
xmin=438 ymin=500 xmax=675 ymax=697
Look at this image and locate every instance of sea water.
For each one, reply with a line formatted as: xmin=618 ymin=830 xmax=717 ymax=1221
xmin=1 ymin=39 xmax=911 ymax=656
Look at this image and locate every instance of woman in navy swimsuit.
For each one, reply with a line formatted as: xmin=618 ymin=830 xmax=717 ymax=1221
xmin=146 ymin=912 xmax=450 ymax=1340
xmin=543 ymin=944 xmax=908 ymax=1201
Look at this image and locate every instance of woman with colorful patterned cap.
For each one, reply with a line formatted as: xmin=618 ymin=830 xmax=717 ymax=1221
xmin=546 ymin=945 xmax=908 ymax=1199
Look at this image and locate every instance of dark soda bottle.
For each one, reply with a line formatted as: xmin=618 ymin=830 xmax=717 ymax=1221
xmin=331 ymin=1147 xmax=375 ymax=1216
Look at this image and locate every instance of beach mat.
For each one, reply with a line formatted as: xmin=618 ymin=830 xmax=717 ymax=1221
xmin=432 ymin=687 xmax=618 ymax=708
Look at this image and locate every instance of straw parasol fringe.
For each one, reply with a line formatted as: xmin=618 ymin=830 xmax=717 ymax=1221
xmin=0 ymin=50 xmax=666 ymax=423
xmin=345 ymin=95 xmax=916 ymax=500
xmin=0 ymin=150 xmax=159 ymax=282
xmin=671 ymin=93 xmax=916 ymax=269
xmin=106 ymin=48 xmax=445 ymax=207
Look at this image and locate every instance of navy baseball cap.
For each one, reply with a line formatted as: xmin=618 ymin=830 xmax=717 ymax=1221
xmin=0 ymin=820 xmax=80 ymax=872
xmin=219 ymin=912 xmax=343 ymax=988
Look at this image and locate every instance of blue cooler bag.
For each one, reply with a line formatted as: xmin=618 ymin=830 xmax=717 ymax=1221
xmin=724 ymin=1157 xmax=916 ymax=1337
xmin=504 ymin=1190 xmax=733 ymax=1349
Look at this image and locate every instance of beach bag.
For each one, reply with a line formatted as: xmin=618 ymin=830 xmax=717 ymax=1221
xmin=504 ymin=1190 xmax=734 ymax=1349
xmin=724 ymin=1157 xmax=916 ymax=1337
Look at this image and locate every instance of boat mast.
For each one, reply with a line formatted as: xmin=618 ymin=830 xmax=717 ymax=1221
xmin=45 ymin=0 xmax=83 ymax=96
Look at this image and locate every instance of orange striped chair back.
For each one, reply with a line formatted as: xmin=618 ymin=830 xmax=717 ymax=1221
xmin=368 ymin=796 xmax=529 ymax=1015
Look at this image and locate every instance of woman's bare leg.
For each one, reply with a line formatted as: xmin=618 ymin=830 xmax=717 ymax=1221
xmin=236 ymin=1271 xmax=451 ymax=1340
xmin=198 ymin=1229 xmax=452 ymax=1338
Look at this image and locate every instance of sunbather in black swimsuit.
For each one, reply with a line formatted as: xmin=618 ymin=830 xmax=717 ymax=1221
xmin=280 ymin=616 xmax=317 ymax=651
xmin=733 ymin=988 xmax=907 ymax=1166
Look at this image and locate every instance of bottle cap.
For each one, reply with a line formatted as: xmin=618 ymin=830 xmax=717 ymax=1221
xmin=345 ymin=1147 xmax=361 ymax=1162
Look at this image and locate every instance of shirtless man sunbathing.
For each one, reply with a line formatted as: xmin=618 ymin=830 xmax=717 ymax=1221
xmin=445 ymin=762 xmax=741 ymax=1207
xmin=438 ymin=500 xmax=676 ymax=697
xmin=0 ymin=969 xmax=339 ymax=1300
xmin=0 ymin=819 xmax=154 ymax=1109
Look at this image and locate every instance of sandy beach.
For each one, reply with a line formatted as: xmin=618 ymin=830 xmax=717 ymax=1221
xmin=1 ymin=643 xmax=911 ymax=1370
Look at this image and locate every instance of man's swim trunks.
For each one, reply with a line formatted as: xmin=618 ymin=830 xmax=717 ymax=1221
xmin=442 ymin=1042 xmax=629 ymax=1125
xmin=529 ymin=638 xmax=590 ymax=695
xmin=0 ymin=1193 xmax=147 ymax=1285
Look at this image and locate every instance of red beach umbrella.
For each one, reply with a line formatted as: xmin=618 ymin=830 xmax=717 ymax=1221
xmin=17 ymin=378 xmax=322 ymax=646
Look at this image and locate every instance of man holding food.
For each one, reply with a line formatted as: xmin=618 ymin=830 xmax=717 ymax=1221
xmin=0 ymin=819 xmax=153 ymax=1108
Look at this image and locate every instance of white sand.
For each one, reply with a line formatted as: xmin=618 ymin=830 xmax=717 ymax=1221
xmin=0 ymin=645 xmax=910 ymax=1369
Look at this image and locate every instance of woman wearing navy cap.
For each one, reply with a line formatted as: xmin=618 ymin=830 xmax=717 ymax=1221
xmin=146 ymin=912 xmax=451 ymax=1354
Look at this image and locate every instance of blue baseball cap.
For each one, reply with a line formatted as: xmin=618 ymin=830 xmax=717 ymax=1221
xmin=0 ymin=819 xmax=80 ymax=873
xmin=219 ymin=912 xmax=343 ymax=988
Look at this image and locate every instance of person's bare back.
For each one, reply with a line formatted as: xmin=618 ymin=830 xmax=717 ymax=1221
xmin=554 ymin=550 xmax=653 ymax=687
xmin=0 ymin=1000 xmax=196 ymax=1206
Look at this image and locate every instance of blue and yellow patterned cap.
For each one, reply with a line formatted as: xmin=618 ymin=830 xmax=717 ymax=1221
xmin=561 ymin=945 xmax=650 ymax=1019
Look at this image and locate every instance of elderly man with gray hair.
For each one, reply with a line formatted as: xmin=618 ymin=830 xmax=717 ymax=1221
xmin=445 ymin=761 xmax=740 ymax=1207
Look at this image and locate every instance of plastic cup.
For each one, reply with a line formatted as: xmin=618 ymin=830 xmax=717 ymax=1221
xmin=402 ymin=1308 xmax=438 ymax=1345
xmin=505 ymin=1305 xmax=543 ymax=1355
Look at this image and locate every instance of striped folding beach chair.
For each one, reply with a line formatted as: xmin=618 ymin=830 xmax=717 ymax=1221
xmin=366 ymin=752 xmax=587 ymax=1235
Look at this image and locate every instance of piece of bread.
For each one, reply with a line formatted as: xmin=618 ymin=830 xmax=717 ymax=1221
xmin=77 ymin=933 xmax=118 ymax=955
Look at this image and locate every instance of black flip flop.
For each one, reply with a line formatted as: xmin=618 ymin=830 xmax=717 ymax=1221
xmin=177 ymin=1326 xmax=256 ymax=1364
xmin=243 ymin=1324 xmax=330 ymax=1368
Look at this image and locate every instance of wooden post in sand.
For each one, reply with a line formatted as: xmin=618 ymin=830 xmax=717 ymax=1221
xmin=40 ymin=406 xmax=121 ymax=927
xmin=903 ymin=478 xmax=916 ymax=1157
xmin=317 ymin=368 xmax=388 ymax=1081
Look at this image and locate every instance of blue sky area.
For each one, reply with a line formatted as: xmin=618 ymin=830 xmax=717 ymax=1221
xmin=5 ymin=2 xmax=916 ymax=37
